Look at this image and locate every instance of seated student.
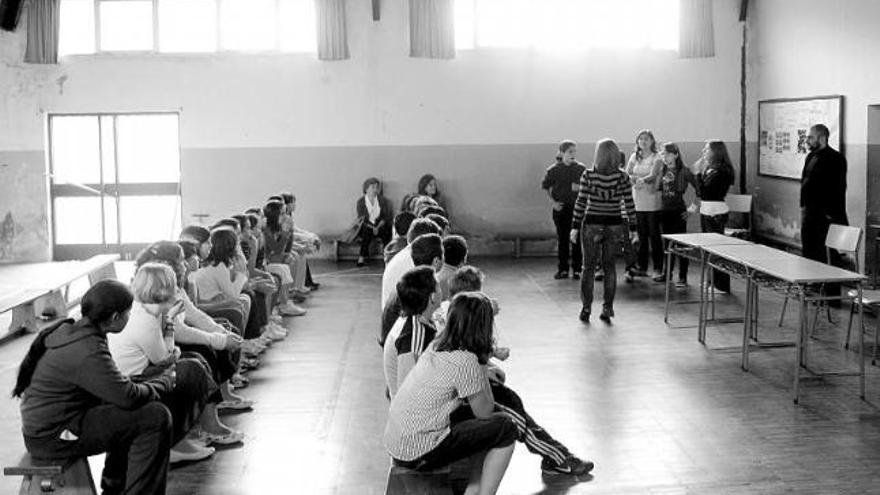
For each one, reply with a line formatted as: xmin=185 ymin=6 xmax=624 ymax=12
xmin=354 ymin=177 xmax=394 ymax=267
xmin=417 ymin=204 xmax=446 ymax=220
xmin=410 ymin=195 xmax=440 ymax=216
xmin=384 ymin=211 xmax=416 ymax=264
xmin=135 ymin=241 xmax=253 ymax=413
xmin=14 ymin=280 xmax=173 ymax=495
xmin=232 ymin=214 xmax=287 ymax=340
xmin=383 ymin=267 xmax=442 ymax=398
xmin=263 ymin=201 xmax=308 ymax=315
xmin=380 ymin=233 xmax=444 ymax=346
xmin=281 ymin=193 xmax=322 ymax=290
xmin=108 ymin=263 xmax=230 ymax=464
xmin=190 ymin=228 xmax=255 ymax=334
xmin=380 ymin=218 xmax=442 ymax=310
xmin=424 ymin=213 xmax=450 ymax=237
xmin=437 ymin=235 xmax=467 ymax=300
xmin=430 ymin=267 xmax=593 ymax=476
xmin=417 ymin=174 xmax=446 ymax=211
xmin=385 ymin=292 xmax=517 ymax=495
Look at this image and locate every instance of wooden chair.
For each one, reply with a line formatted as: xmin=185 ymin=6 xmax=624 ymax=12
xmin=777 ymin=224 xmax=863 ymax=337
xmin=4 ymin=453 xmax=97 ymax=494
xmin=724 ymin=194 xmax=753 ymax=239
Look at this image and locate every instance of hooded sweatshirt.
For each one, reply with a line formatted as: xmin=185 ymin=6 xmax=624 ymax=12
xmin=20 ymin=320 xmax=172 ymax=440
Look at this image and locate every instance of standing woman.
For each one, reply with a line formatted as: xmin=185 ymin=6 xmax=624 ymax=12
xmin=570 ymin=139 xmax=637 ymax=323
xmin=695 ymin=140 xmax=736 ymax=293
xmin=541 ymin=140 xmax=586 ymax=280
xmin=657 ymin=143 xmax=699 ymax=287
xmin=355 ymin=177 xmax=394 ymax=267
xmin=625 ymin=130 xmax=665 ymax=281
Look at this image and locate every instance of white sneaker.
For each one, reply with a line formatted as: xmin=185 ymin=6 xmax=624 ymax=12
xmin=280 ymin=302 xmax=307 ymax=316
xmin=269 ymin=322 xmax=288 ymax=336
xmin=262 ymin=325 xmax=286 ymax=341
xmin=170 ymin=439 xmax=215 ymax=464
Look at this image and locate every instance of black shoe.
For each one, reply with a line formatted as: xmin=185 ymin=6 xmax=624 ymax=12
xmin=541 ymin=456 xmax=594 ymax=476
xmin=579 ymin=308 xmax=590 ymax=323
xmin=554 ymin=270 xmax=569 ymax=280
xmin=599 ymin=307 xmax=614 ymax=323
xmin=594 ymin=271 xmax=604 ymax=281
xmin=356 ymin=257 xmax=365 ymax=267
xmin=307 ymin=282 xmax=320 ymax=291
xmin=572 ymin=271 xmax=581 ymax=280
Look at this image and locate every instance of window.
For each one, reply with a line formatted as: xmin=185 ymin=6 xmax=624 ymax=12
xmin=455 ymin=0 xmax=679 ymax=52
xmin=59 ymin=0 xmax=317 ymax=56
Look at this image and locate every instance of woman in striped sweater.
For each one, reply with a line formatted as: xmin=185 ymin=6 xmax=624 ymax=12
xmin=569 ymin=139 xmax=637 ymax=323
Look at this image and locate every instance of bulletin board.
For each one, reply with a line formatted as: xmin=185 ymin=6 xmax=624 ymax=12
xmin=758 ymin=95 xmax=843 ymax=180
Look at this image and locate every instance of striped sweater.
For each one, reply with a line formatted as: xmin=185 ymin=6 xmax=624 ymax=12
xmin=571 ymin=168 xmax=636 ymax=229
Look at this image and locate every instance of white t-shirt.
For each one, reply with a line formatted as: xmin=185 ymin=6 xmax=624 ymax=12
xmin=108 ymin=302 xmax=174 ymax=376
xmin=381 ymin=246 xmax=414 ymax=309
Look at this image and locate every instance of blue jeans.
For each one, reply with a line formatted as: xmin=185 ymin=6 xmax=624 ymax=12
xmin=580 ymin=224 xmax=626 ymax=312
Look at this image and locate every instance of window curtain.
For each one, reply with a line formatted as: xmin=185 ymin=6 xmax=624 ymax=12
xmin=679 ymin=0 xmax=714 ymax=58
xmin=409 ymin=0 xmax=454 ymax=59
xmin=24 ymin=0 xmax=60 ymax=64
xmin=315 ymin=0 xmax=349 ymax=61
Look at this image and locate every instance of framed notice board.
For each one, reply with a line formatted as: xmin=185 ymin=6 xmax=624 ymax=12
xmin=757 ymin=95 xmax=843 ymax=180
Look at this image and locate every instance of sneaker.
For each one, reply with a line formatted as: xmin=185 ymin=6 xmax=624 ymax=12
xmin=652 ymin=272 xmax=667 ymax=283
xmin=599 ymin=306 xmax=614 ymax=323
xmin=307 ymin=282 xmax=321 ymax=291
xmin=262 ymin=325 xmax=286 ymax=341
xmin=572 ymin=271 xmax=581 ymax=280
xmin=632 ymin=269 xmax=648 ymax=277
xmin=356 ymin=257 xmax=365 ymax=267
xmin=675 ymin=278 xmax=688 ymax=289
xmin=280 ymin=302 xmax=307 ymax=316
xmin=541 ymin=456 xmax=594 ymax=476
xmin=579 ymin=308 xmax=590 ymax=323
xmin=624 ymin=269 xmax=634 ymax=283
xmin=553 ymin=270 xmax=569 ymax=280
xmin=200 ymin=429 xmax=245 ymax=446
xmin=217 ymin=399 xmax=254 ymax=412
xmin=594 ymin=270 xmax=604 ymax=281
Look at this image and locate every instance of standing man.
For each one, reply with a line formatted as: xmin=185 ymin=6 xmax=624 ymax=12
xmin=801 ymin=124 xmax=848 ymax=301
xmin=542 ymin=140 xmax=586 ymax=280
xmin=801 ymin=123 xmax=848 ymax=261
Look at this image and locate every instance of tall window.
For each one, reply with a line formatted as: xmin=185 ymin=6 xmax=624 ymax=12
xmin=48 ymin=113 xmax=182 ymax=260
xmin=58 ymin=0 xmax=317 ymax=56
xmin=455 ymin=0 xmax=679 ymax=52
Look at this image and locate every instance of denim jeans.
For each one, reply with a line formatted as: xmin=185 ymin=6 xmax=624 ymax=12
xmin=660 ymin=209 xmax=689 ymax=281
xmin=552 ymin=205 xmax=582 ymax=273
xmin=580 ymin=223 xmax=626 ymax=312
xmin=636 ymin=211 xmax=663 ymax=273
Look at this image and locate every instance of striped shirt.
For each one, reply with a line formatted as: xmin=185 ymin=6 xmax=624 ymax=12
xmin=571 ymin=168 xmax=636 ymax=229
xmin=384 ymin=349 xmax=488 ymax=461
xmin=383 ymin=316 xmax=438 ymax=398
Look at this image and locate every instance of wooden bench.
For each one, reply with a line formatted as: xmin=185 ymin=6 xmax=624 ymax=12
xmin=384 ymin=464 xmax=453 ymax=495
xmin=0 ymin=254 xmax=120 ymax=336
xmin=3 ymin=453 xmax=97 ymax=494
xmin=496 ymin=233 xmax=557 ymax=258
xmin=334 ymin=239 xmax=384 ymax=262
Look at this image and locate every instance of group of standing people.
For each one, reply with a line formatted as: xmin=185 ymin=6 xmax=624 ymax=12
xmin=542 ymin=132 xmax=736 ymax=323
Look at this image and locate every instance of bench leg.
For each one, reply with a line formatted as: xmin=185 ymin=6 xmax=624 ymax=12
xmin=334 ymin=241 xmax=341 ymax=263
xmin=385 ymin=469 xmax=452 ymax=495
xmin=10 ymin=303 xmax=38 ymax=334
xmin=88 ymin=264 xmax=117 ymax=285
xmin=15 ymin=459 xmax=97 ymax=495
xmin=34 ymin=290 xmax=68 ymax=319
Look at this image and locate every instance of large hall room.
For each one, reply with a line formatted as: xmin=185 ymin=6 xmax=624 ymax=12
xmin=1 ymin=0 xmax=880 ymax=494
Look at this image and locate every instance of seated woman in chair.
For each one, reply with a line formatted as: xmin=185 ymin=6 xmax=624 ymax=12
xmin=354 ymin=177 xmax=393 ymax=266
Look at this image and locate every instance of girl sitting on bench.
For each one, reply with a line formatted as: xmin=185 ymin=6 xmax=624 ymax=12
xmin=14 ymin=280 xmax=174 ymax=495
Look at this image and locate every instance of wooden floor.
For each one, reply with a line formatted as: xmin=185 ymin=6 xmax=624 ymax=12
xmin=2 ymin=258 xmax=880 ymax=494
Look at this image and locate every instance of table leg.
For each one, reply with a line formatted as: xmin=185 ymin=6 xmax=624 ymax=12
xmin=664 ymin=246 xmax=673 ymax=324
xmin=793 ymin=288 xmax=806 ymax=404
xmin=742 ymin=279 xmax=752 ymax=371
xmin=858 ymin=284 xmax=866 ymax=400
xmin=698 ymin=251 xmax=707 ymax=344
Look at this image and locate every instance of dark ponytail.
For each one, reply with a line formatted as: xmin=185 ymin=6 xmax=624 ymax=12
xmin=12 ymin=280 xmax=133 ymax=398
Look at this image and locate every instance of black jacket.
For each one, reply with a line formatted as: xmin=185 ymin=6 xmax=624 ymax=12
xmin=20 ymin=320 xmax=172 ymax=440
xmin=801 ymin=146 xmax=848 ymax=224
xmin=356 ymin=195 xmax=394 ymax=227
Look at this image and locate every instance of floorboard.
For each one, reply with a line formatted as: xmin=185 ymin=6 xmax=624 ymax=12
xmin=1 ymin=258 xmax=879 ymax=494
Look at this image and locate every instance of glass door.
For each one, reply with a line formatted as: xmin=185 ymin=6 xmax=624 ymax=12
xmin=49 ymin=113 xmax=182 ymax=261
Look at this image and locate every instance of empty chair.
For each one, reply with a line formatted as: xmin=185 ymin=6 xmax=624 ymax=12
xmin=723 ymin=194 xmax=753 ymax=239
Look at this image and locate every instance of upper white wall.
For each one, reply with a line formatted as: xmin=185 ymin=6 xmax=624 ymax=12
xmin=1 ymin=0 xmax=744 ymax=151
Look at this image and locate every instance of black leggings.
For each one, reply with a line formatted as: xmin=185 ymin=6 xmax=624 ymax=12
xmin=660 ymin=209 xmax=689 ymax=281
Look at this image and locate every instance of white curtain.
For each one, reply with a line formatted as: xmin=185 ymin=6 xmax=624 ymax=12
xmin=24 ymin=0 xmax=60 ymax=64
xmin=679 ymin=0 xmax=715 ymax=58
xmin=316 ymin=0 xmax=349 ymax=61
xmin=409 ymin=0 xmax=455 ymax=59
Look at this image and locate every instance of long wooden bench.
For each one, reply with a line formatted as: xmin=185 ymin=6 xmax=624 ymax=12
xmin=4 ymin=453 xmax=97 ymax=494
xmin=496 ymin=232 xmax=557 ymax=258
xmin=334 ymin=238 xmax=384 ymax=262
xmin=0 ymin=254 xmax=120 ymax=336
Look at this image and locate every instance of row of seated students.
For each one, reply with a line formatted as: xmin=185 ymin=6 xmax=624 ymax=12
xmin=12 ymin=192 xmax=321 ymax=495
xmin=377 ymin=206 xmax=594 ymax=494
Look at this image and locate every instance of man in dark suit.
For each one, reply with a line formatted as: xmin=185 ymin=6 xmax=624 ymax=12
xmin=800 ymin=123 xmax=848 ymax=263
xmin=801 ymin=124 xmax=849 ymax=303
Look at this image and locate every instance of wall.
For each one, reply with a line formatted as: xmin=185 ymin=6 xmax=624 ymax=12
xmin=746 ymin=0 xmax=880 ymax=253
xmin=0 ymin=0 xmax=745 ymax=260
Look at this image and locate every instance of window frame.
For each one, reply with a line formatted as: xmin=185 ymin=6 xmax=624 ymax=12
xmin=61 ymin=0 xmax=317 ymax=57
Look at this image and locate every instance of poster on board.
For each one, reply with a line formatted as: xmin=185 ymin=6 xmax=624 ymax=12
xmin=758 ymin=95 xmax=843 ymax=180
